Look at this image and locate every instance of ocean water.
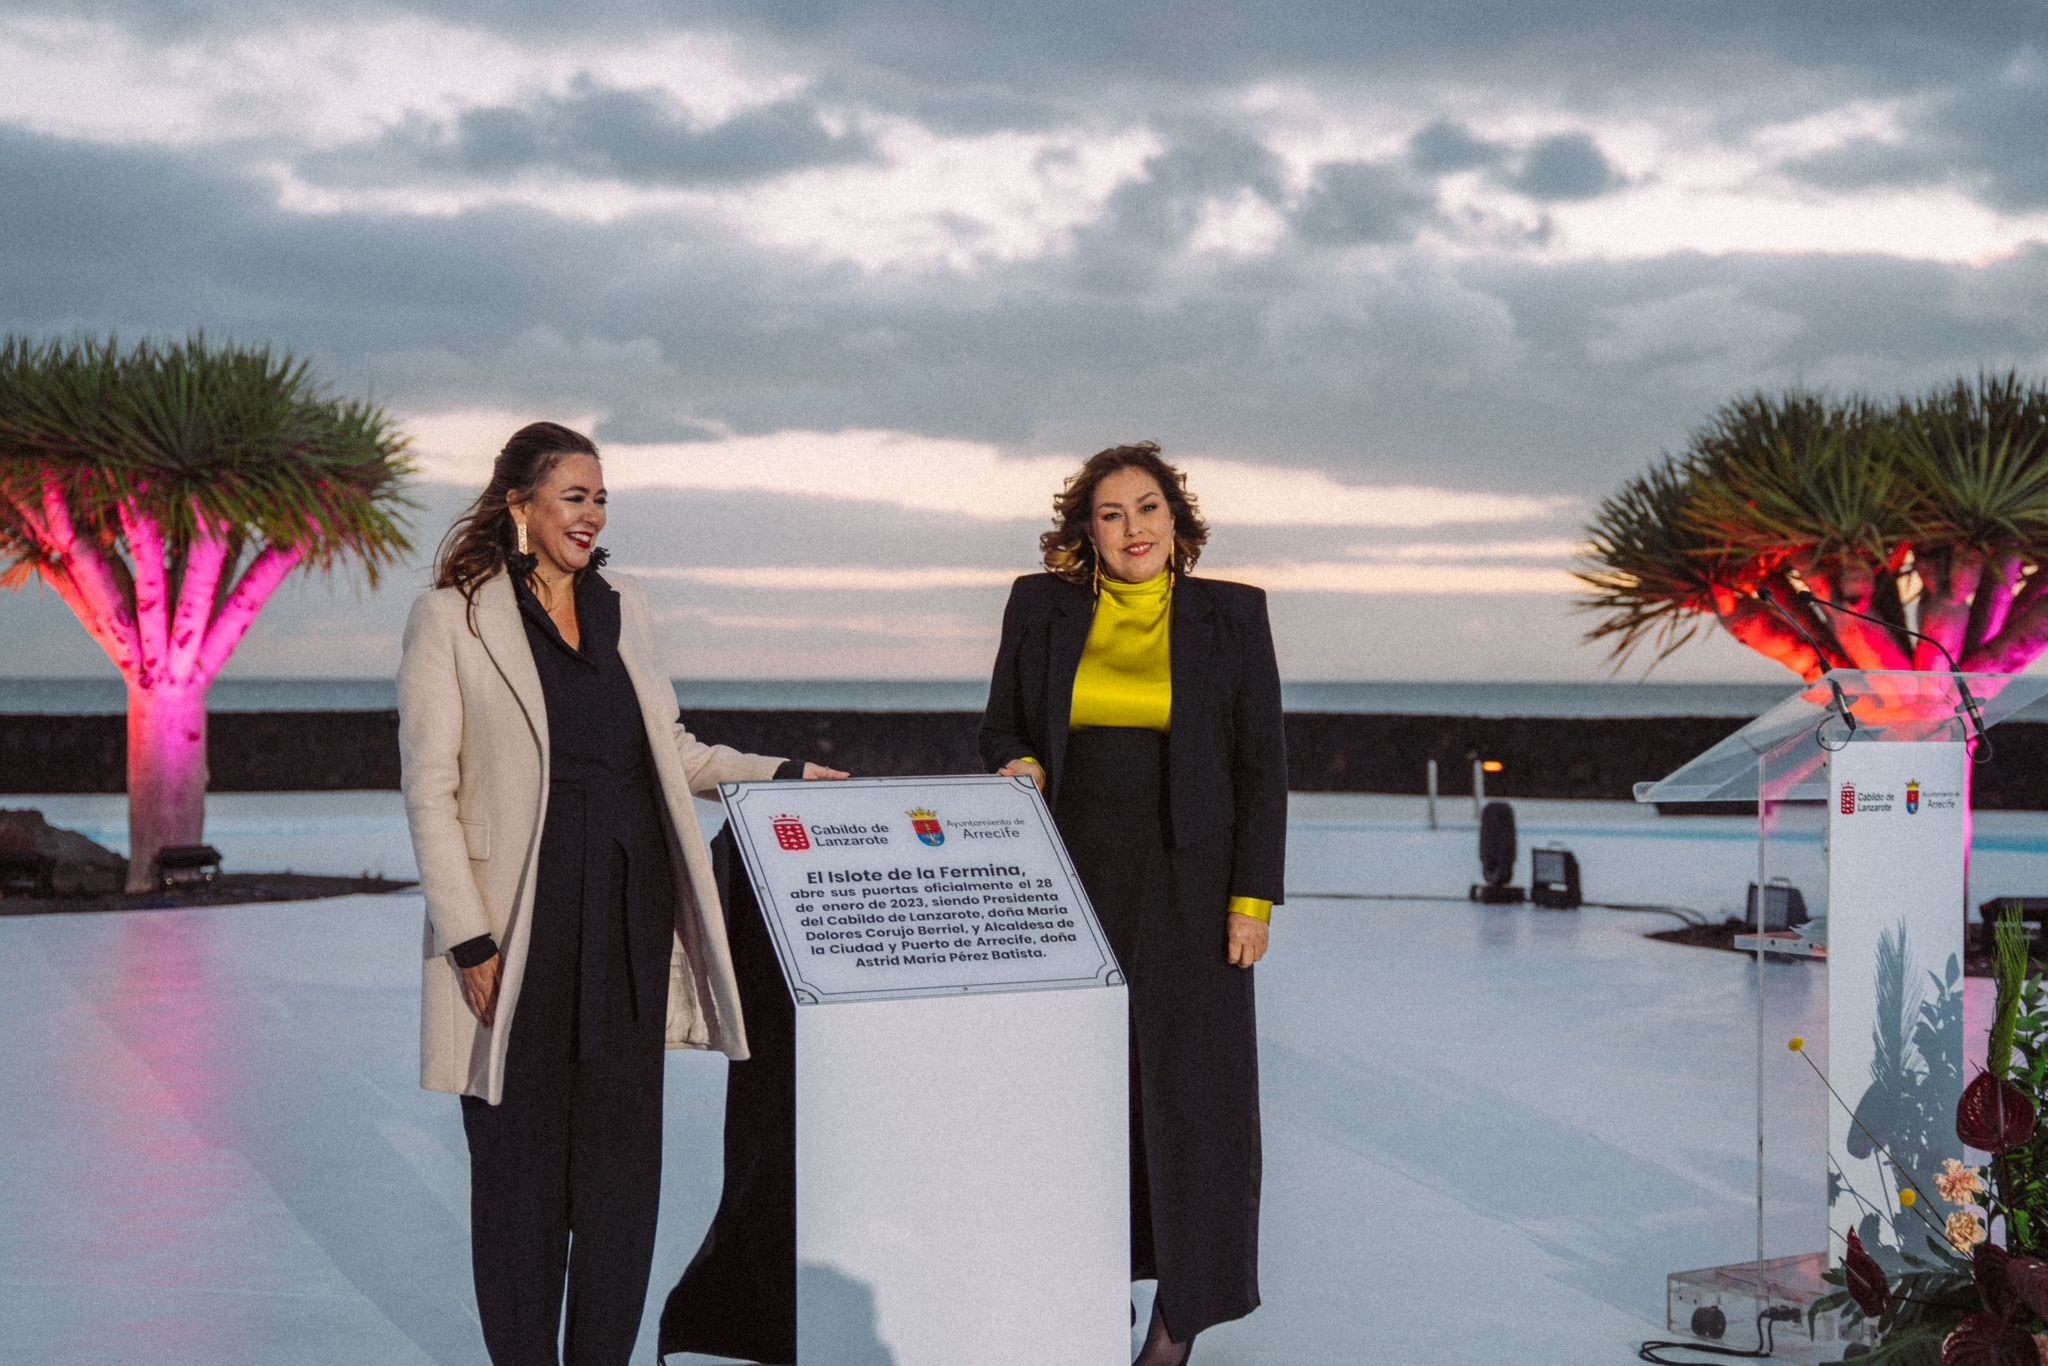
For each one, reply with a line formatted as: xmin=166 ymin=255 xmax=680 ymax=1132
xmin=0 ymin=675 xmax=1828 ymax=717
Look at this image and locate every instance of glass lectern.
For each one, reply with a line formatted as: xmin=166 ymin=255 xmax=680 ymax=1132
xmin=1636 ymin=670 xmax=2048 ymax=1355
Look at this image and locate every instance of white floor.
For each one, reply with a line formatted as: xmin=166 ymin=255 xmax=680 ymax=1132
xmin=6 ymin=790 xmax=2047 ymax=1365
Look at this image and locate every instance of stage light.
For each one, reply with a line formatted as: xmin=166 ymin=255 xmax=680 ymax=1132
xmin=1531 ymin=845 xmax=1582 ymax=910
xmin=1745 ymin=878 xmax=1808 ymax=932
xmin=1481 ymin=760 xmax=1504 ymax=773
xmin=1469 ymin=800 xmax=1527 ymax=904
xmin=154 ymin=843 xmax=223 ymax=890
xmin=1735 ymin=879 xmax=1824 ymax=958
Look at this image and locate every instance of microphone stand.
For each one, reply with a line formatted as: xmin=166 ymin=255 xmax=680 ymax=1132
xmin=1755 ymin=593 xmax=1857 ymax=747
xmin=1792 ymin=590 xmax=1990 ymax=759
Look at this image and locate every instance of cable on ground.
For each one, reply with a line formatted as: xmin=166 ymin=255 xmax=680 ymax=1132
xmin=1638 ymin=1305 xmax=1805 ymax=1363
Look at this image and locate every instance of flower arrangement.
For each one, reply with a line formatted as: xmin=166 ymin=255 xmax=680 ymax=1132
xmin=1810 ymin=909 xmax=2048 ymax=1365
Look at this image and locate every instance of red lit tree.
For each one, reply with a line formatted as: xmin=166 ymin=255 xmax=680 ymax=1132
xmin=0 ymin=336 xmax=413 ymax=889
xmin=1579 ymin=375 xmax=2048 ymax=680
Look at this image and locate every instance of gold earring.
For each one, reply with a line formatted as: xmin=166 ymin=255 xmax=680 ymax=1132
xmin=515 ymin=521 xmax=529 ymax=556
xmin=1092 ymin=558 xmax=1103 ymax=597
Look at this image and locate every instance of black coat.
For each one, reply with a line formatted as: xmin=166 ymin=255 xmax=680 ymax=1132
xmin=978 ymin=571 xmax=1287 ymax=903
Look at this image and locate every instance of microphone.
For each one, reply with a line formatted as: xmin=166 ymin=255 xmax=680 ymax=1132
xmin=1793 ymin=589 xmax=1988 ymax=756
xmin=1756 ymin=592 xmax=1839 ymax=673
xmin=1756 ymin=593 xmax=1856 ymax=745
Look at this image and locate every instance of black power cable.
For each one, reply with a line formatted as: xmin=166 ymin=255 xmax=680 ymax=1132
xmin=1639 ymin=1305 xmax=1807 ymax=1364
xmin=1796 ymin=589 xmax=1991 ymax=761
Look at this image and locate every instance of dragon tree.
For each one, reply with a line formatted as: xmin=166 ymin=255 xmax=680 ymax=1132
xmin=0 ymin=336 xmax=413 ymax=888
xmin=1579 ymin=374 xmax=2048 ymax=681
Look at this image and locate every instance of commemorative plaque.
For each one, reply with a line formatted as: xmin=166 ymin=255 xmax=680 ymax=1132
xmin=719 ymin=773 xmax=1121 ymax=1005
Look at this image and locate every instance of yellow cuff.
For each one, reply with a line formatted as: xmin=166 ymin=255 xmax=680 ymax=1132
xmin=1227 ymin=896 xmax=1272 ymax=923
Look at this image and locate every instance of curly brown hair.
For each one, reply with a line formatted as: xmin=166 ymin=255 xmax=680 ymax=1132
xmin=432 ymin=421 xmax=600 ymax=613
xmin=1039 ymin=442 xmax=1209 ymax=584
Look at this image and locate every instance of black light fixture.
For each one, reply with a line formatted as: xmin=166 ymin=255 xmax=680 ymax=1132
xmin=154 ymin=843 xmax=223 ymax=890
xmin=1746 ymin=878 xmax=1809 ymax=932
xmin=1530 ymin=845 xmax=1582 ymax=910
xmin=1469 ymin=800 xmax=1526 ymax=904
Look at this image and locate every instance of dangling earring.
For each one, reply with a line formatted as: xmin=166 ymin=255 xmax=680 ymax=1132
xmin=1092 ymin=557 xmax=1103 ymax=598
xmin=515 ymin=520 xmax=529 ymax=556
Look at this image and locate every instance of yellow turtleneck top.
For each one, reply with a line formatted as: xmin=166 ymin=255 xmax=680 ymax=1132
xmin=1070 ymin=566 xmax=1174 ymax=732
xmin=1059 ymin=569 xmax=1272 ymax=924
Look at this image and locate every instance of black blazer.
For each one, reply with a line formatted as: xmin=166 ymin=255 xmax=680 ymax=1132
xmin=979 ymin=571 xmax=1287 ymax=903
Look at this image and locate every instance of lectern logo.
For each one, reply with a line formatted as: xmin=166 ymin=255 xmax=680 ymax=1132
xmin=1840 ymin=783 xmax=1857 ymax=815
xmin=771 ymin=815 xmax=811 ymax=852
xmin=908 ymin=808 xmax=945 ymax=847
xmin=1907 ymin=780 xmax=1921 ymax=814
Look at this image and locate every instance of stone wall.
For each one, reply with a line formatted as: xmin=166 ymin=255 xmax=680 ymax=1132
xmin=6 ymin=709 xmax=2048 ymax=807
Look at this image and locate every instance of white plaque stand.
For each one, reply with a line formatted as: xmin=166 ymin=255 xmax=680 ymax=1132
xmin=721 ymin=774 xmax=1129 ymax=1366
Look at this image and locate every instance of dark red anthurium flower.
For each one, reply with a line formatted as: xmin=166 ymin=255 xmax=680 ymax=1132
xmin=1957 ymin=1072 xmax=2038 ymax=1154
xmin=1845 ymin=1229 xmax=1890 ymax=1318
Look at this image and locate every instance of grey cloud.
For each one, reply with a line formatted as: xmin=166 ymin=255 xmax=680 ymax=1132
xmin=1507 ymin=132 xmax=1625 ymax=201
xmin=5 ymin=124 xmax=2046 ymax=509
xmin=1408 ymin=120 xmax=1507 ymax=175
xmin=26 ymin=0 xmax=2044 ymax=104
xmin=1402 ymin=122 xmax=1624 ymax=204
xmin=1062 ymin=126 xmax=1289 ymax=289
xmin=1782 ymin=137 xmax=1948 ymax=194
xmin=1291 ymin=161 xmax=1439 ymax=245
xmin=1782 ymin=74 xmax=2048 ymax=211
xmin=301 ymin=76 xmax=878 ymax=188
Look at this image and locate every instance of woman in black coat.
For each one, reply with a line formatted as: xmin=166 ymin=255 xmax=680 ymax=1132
xmin=980 ymin=442 xmax=1286 ymax=1366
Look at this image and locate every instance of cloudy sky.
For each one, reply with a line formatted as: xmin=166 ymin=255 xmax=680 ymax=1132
xmin=4 ymin=2 xmax=2046 ymax=684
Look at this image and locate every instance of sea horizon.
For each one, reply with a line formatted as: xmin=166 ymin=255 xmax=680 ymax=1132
xmin=0 ymin=675 xmax=1920 ymax=718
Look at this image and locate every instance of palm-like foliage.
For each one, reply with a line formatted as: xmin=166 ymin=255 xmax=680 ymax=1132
xmin=0 ymin=335 xmax=414 ymax=886
xmin=1579 ymin=376 xmax=2048 ymax=680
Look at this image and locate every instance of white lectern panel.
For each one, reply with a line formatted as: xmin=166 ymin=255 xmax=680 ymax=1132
xmin=795 ymin=986 xmax=1130 ymax=1366
xmin=1825 ymin=740 xmax=1968 ymax=1273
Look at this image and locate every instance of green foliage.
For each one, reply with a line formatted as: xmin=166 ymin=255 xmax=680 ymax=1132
xmin=1576 ymin=456 xmax=1729 ymax=667
xmin=1897 ymin=375 xmax=2048 ymax=551
xmin=1991 ymin=907 xmax=2031 ymax=1083
xmin=1576 ymin=373 xmax=2048 ymax=673
xmin=1995 ymin=930 xmax=2048 ymax=1259
xmin=0 ymin=334 xmax=415 ymax=586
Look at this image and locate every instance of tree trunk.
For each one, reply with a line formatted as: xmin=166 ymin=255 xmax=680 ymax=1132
xmin=126 ymin=680 xmax=210 ymax=892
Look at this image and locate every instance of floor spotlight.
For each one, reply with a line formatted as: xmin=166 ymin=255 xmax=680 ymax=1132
xmin=1530 ymin=844 xmax=1581 ymax=910
xmin=1469 ymin=800 xmax=1526 ymax=904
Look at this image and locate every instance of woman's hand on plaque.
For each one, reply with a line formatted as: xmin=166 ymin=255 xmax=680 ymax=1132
xmin=802 ymin=762 xmax=850 ymax=780
xmin=459 ymin=954 xmax=503 ymax=1027
xmin=1225 ymin=913 xmax=1269 ymax=969
xmin=997 ymin=757 xmax=1047 ymax=793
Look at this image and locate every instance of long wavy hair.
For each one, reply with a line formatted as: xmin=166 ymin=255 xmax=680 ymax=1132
xmin=1039 ymin=442 xmax=1209 ymax=584
xmin=433 ymin=422 xmax=600 ymax=615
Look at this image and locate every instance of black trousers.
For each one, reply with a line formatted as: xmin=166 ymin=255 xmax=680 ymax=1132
xmin=462 ymin=1041 xmax=664 ymax=1366
xmin=460 ymin=780 xmax=671 ymax=1366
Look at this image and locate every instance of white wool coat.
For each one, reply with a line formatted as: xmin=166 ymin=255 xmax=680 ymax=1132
xmin=397 ymin=570 xmax=783 ymax=1103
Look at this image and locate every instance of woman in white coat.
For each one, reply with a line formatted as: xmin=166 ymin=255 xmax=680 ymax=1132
xmin=398 ymin=421 xmax=843 ymax=1366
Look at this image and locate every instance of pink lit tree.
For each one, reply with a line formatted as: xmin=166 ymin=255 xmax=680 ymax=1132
xmin=1578 ymin=374 xmax=2048 ymax=680
xmin=0 ymin=336 xmax=413 ymax=889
